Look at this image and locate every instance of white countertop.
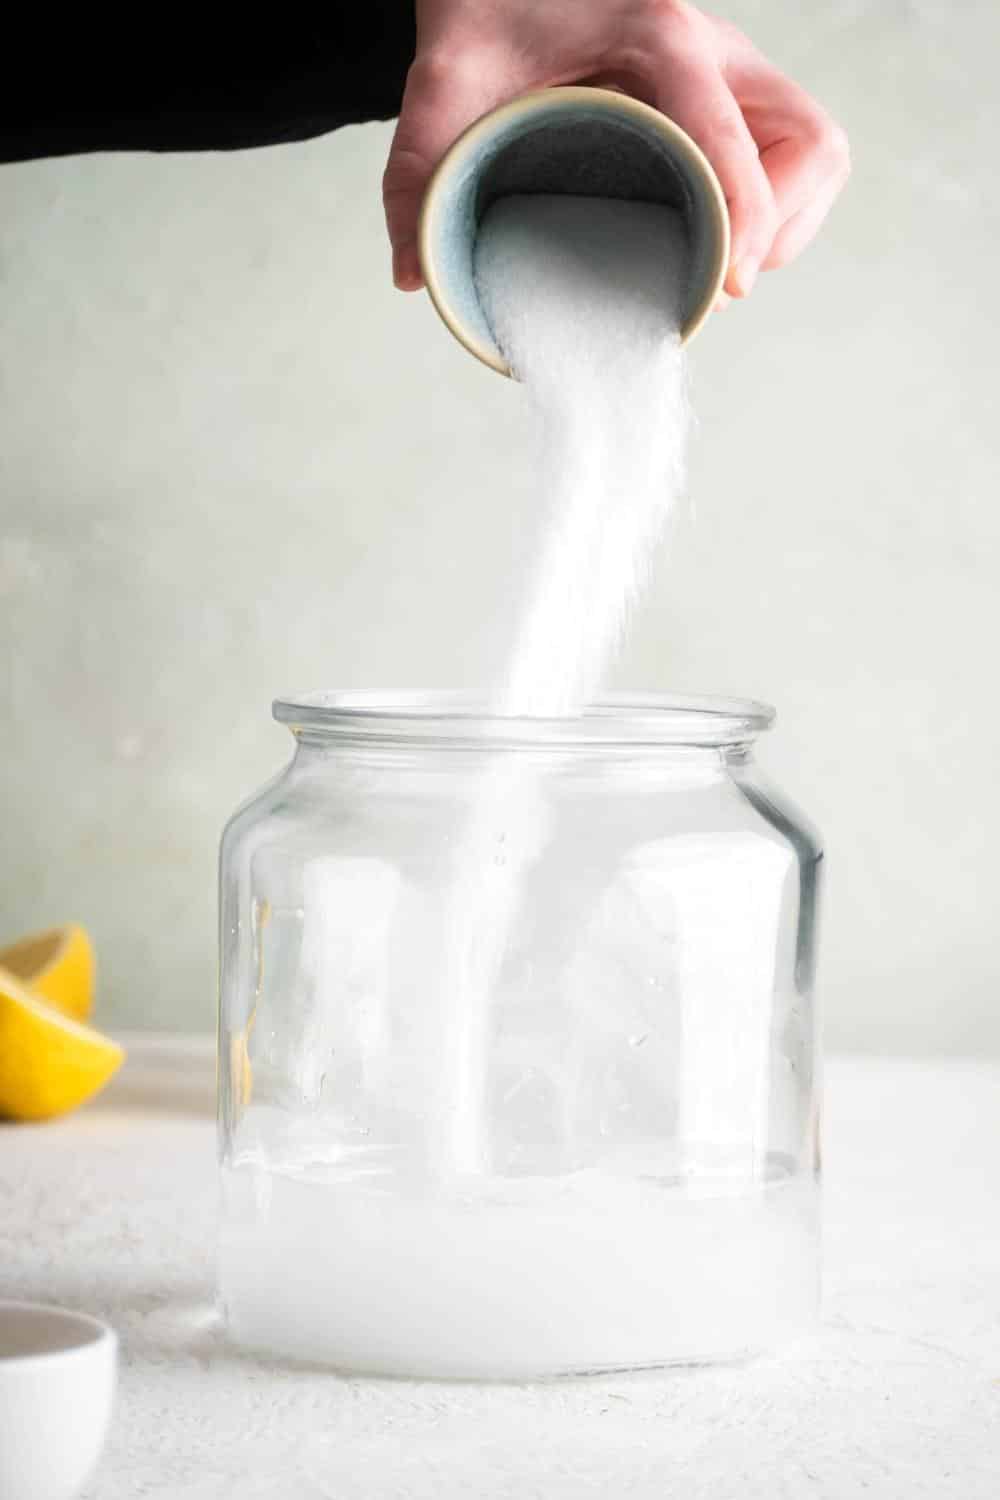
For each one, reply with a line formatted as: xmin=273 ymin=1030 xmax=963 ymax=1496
xmin=2 ymin=1044 xmax=998 ymax=1499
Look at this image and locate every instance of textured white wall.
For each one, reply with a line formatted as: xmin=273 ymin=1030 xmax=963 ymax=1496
xmin=1 ymin=1 xmax=996 ymax=1051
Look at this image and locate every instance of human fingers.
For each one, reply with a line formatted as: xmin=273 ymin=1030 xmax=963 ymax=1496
xmin=649 ymin=50 xmax=778 ymax=298
xmin=760 ymin=173 xmax=846 ymax=271
xmin=723 ymin=42 xmax=850 ymax=268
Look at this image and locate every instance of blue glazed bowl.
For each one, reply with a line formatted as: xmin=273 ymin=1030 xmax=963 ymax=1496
xmin=418 ymin=86 xmax=731 ymax=377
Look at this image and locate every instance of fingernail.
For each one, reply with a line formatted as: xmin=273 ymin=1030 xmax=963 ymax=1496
xmin=732 ymin=258 xmax=758 ymax=297
xmin=392 ymin=248 xmax=423 ymax=292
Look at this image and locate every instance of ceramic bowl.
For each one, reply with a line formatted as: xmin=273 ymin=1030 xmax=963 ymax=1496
xmin=418 ymin=85 xmax=730 ymax=376
xmin=0 ymin=1301 xmax=117 ymax=1500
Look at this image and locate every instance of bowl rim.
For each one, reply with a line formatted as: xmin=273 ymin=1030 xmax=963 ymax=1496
xmin=0 ymin=1300 xmax=117 ymax=1372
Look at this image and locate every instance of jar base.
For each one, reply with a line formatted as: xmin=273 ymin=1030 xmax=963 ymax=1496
xmin=219 ymin=1162 xmax=819 ymax=1381
xmin=223 ymin=1325 xmax=817 ymax=1382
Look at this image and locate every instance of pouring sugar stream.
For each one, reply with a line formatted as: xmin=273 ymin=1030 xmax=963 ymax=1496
xmin=425 ymin=194 xmax=692 ymax=1177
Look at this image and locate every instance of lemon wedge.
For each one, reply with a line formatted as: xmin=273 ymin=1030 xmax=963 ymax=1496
xmin=0 ymin=969 xmax=123 ymax=1122
xmin=0 ymin=923 xmax=95 ymax=1021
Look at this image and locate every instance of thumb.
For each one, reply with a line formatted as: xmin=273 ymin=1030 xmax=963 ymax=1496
xmin=383 ymin=53 xmax=508 ymax=292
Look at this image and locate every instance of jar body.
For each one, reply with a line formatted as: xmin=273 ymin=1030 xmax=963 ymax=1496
xmin=218 ymin=697 xmax=822 ymax=1379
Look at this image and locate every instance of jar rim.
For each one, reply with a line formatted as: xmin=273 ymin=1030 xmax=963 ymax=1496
xmin=272 ymin=691 xmax=774 ymax=748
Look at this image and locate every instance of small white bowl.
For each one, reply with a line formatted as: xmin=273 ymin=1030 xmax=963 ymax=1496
xmin=418 ymin=86 xmax=731 ymax=376
xmin=0 ymin=1301 xmax=117 ymax=1500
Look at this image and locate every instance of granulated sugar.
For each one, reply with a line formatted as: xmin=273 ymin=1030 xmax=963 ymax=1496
xmin=421 ymin=196 xmax=692 ymax=1177
xmin=475 ymin=194 xmax=690 ymax=715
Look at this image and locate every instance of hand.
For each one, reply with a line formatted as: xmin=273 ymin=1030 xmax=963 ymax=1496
xmin=383 ymin=0 xmax=850 ymax=301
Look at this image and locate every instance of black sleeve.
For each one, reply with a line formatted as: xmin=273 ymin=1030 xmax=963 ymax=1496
xmin=0 ymin=9 xmax=416 ymax=163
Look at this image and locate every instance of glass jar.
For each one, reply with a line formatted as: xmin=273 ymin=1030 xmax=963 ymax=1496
xmin=218 ymin=691 xmax=822 ymax=1379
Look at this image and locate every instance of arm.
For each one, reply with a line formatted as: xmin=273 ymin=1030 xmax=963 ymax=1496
xmin=0 ymin=11 xmax=415 ymax=161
